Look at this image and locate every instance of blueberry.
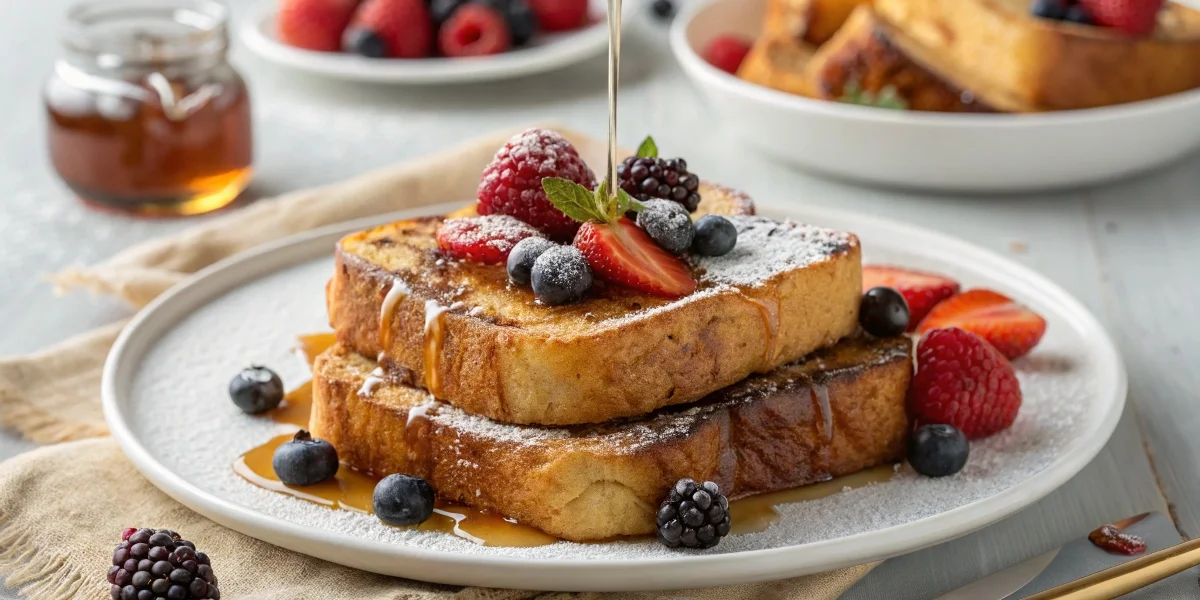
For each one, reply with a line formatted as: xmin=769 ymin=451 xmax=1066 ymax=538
xmin=342 ymin=27 xmax=388 ymax=58
xmin=908 ymin=424 xmax=969 ymax=477
xmin=531 ymin=245 xmax=593 ymax=306
xmin=651 ymin=0 xmax=675 ymax=20
xmin=228 ymin=366 xmax=284 ymax=414
xmin=1029 ymin=0 xmax=1067 ymax=20
xmin=373 ymin=474 xmax=436 ymax=526
xmin=637 ymin=199 xmax=695 ymax=254
xmin=859 ymin=286 xmax=910 ymax=338
xmin=432 ymin=0 xmax=468 ymax=26
xmin=1063 ymin=4 xmax=1092 ymax=24
xmin=691 ymin=215 xmax=737 ymax=256
xmin=478 ymin=0 xmax=536 ymax=45
xmin=272 ymin=430 xmax=339 ymax=486
xmin=507 ymin=237 xmax=556 ymax=286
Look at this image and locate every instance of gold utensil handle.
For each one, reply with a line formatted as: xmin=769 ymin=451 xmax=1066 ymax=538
xmin=1025 ymin=536 xmax=1200 ymax=599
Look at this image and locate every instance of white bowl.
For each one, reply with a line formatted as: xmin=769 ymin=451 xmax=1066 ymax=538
xmin=240 ymin=0 xmax=631 ymax=84
xmin=670 ymin=0 xmax=1200 ymax=192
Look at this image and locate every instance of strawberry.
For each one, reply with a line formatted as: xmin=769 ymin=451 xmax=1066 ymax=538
xmin=439 ymin=4 xmax=512 ymax=57
xmin=703 ymin=35 xmax=752 ymax=74
xmin=575 ymin=218 xmax=697 ymax=298
xmin=436 ymin=215 xmax=543 ymax=264
xmin=917 ymin=289 xmax=1047 ymax=360
xmin=528 ymin=0 xmax=590 ymax=32
xmin=346 ymin=0 xmax=434 ymax=59
xmin=1077 ymin=0 xmax=1164 ymax=36
xmin=862 ymin=265 xmax=960 ymax=331
xmin=278 ymin=0 xmax=359 ymax=52
xmin=908 ymin=327 xmax=1023 ymax=440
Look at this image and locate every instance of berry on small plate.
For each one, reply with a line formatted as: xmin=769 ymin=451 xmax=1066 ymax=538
xmin=242 ymin=0 xmax=636 ymax=84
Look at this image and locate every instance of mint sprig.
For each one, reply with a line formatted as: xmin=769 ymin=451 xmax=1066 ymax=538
xmin=636 ymin=136 xmax=658 ymax=158
xmin=542 ymin=177 xmax=644 ymax=225
xmin=837 ymin=83 xmax=908 ymax=110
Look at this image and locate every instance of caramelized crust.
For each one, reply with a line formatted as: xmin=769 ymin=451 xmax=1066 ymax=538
xmin=310 ymin=337 xmax=913 ymax=541
xmin=327 ymin=184 xmax=863 ymax=425
xmin=738 ymin=35 xmax=819 ymax=98
xmin=874 ymin=0 xmax=1200 ymax=110
xmin=764 ymin=0 xmax=875 ymax=46
xmin=805 ymin=5 xmax=995 ymax=112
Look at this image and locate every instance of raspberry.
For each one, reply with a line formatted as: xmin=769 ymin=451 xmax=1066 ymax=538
xmin=617 ymin=156 xmax=702 ymax=212
xmin=109 ymin=529 xmax=220 ymax=600
xmin=528 ymin=0 xmax=590 ymax=31
xmin=436 ymin=215 xmax=544 ymax=264
xmin=439 ymin=4 xmax=511 ymax=57
xmin=703 ymin=35 xmax=752 ymax=74
xmin=908 ymin=327 xmax=1022 ymax=440
xmin=345 ymin=0 xmax=434 ymax=59
xmin=477 ymin=128 xmax=597 ymax=240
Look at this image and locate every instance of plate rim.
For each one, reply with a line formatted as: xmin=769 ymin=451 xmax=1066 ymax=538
xmin=238 ymin=0 xmax=629 ymax=84
xmin=669 ymin=0 xmax=1200 ymax=128
xmin=102 ymin=200 xmax=1127 ymax=591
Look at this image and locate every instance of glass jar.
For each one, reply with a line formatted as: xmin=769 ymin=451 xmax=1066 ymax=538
xmin=45 ymin=0 xmax=253 ymax=216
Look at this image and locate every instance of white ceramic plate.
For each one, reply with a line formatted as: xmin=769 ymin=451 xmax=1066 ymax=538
xmin=103 ymin=200 xmax=1125 ymax=591
xmin=671 ymin=0 xmax=1200 ymax=192
xmin=240 ymin=0 xmax=630 ymax=84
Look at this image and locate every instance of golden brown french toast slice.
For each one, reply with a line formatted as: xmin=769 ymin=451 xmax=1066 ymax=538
xmin=804 ymin=5 xmax=997 ymax=112
xmin=327 ymin=185 xmax=862 ymax=426
xmin=737 ymin=34 xmax=819 ymax=98
xmin=875 ymin=0 xmax=1200 ymax=110
xmin=310 ymin=336 xmax=912 ymax=541
xmin=764 ymin=0 xmax=875 ymax=46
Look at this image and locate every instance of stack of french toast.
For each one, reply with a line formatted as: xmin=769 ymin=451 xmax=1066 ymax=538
xmin=739 ymin=0 xmax=1200 ymax=111
xmin=304 ymin=129 xmax=919 ymax=544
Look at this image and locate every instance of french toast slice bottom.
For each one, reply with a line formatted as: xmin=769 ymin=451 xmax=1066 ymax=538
xmin=310 ymin=336 xmax=912 ymax=542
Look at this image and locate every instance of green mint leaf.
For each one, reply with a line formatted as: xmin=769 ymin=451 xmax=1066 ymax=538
xmin=837 ymin=82 xmax=909 ymax=110
xmin=617 ymin=189 xmax=643 ymax=216
xmin=636 ymin=136 xmax=659 ymax=158
xmin=542 ymin=178 xmax=608 ymax=223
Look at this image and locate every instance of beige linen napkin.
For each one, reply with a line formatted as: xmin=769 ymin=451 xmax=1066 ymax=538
xmin=0 ymin=126 xmax=876 ymax=598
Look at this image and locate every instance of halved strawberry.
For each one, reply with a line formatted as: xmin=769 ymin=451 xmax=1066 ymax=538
xmin=862 ymin=265 xmax=960 ymax=331
xmin=917 ymin=289 xmax=1047 ymax=360
xmin=574 ymin=218 xmax=696 ymax=298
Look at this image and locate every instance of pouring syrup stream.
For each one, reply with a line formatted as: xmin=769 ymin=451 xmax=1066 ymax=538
xmin=606 ymin=0 xmax=622 ymax=197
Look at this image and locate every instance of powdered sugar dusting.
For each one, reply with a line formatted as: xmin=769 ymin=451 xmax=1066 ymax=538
xmin=692 ymin=216 xmax=854 ymax=288
xmin=124 ymin=248 xmax=1111 ymax=563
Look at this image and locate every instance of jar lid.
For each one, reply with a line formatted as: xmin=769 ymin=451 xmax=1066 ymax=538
xmin=63 ymin=0 xmax=229 ymax=67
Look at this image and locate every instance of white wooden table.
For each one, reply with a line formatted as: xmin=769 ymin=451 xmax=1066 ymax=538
xmin=2 ymin=1 xmax=1198 ymax=597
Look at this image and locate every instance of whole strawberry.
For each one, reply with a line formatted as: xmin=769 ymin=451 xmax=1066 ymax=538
xmin=478 ymin=128 xmax=598 ymax=240
xmin=1077 ymin=0 xmax=1164 ymax=35
xmin=278 ymin=0 xmax=359 ymax=52
xmin=343 ymin=0 xmax=434 ymax=58
xmin=908 ymin=327 xmax=1022 ymax=440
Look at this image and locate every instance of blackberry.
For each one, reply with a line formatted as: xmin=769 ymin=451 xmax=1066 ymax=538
xmin=656 ymin=478 xmax=731 ymax=549
xmin=617 ymin=156 xmax=702 ymax=212
xmin=109 ymin=529 xmax=220 ymax=600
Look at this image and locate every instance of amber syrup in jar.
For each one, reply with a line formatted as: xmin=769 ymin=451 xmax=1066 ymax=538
xmin=45 ymin=0 xmax=252 ymax=216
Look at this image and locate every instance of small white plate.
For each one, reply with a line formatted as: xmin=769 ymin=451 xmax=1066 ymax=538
xmin=240 ymin=0 xmax=630 ymax=84
xmin=671 ymin=0 xmax=1200 ymax=192
xmin=103 ymin=201 xmax=1125 ymax=591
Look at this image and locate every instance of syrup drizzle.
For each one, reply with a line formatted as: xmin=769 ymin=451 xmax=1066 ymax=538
xmin=423 ymin=300 xmax=449 ymax=398
xmin=738 ymin=291 xmax=781 ymax=363
xmin=379 ymin=278 xmax=411 ymax=354
xmin=729 ymin=465 xmax=897 ymax=534
xmin=811 ymin=383 xmax=834 ymax=443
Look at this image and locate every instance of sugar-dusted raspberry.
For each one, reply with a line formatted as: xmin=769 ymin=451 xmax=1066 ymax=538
xmin=436 ymin=215 xmax=545 ymax=264
xmin=907 ymin=327 xmax=1022 ymax=440
xmin=477 ymin=128 xmax=597 ymax=240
